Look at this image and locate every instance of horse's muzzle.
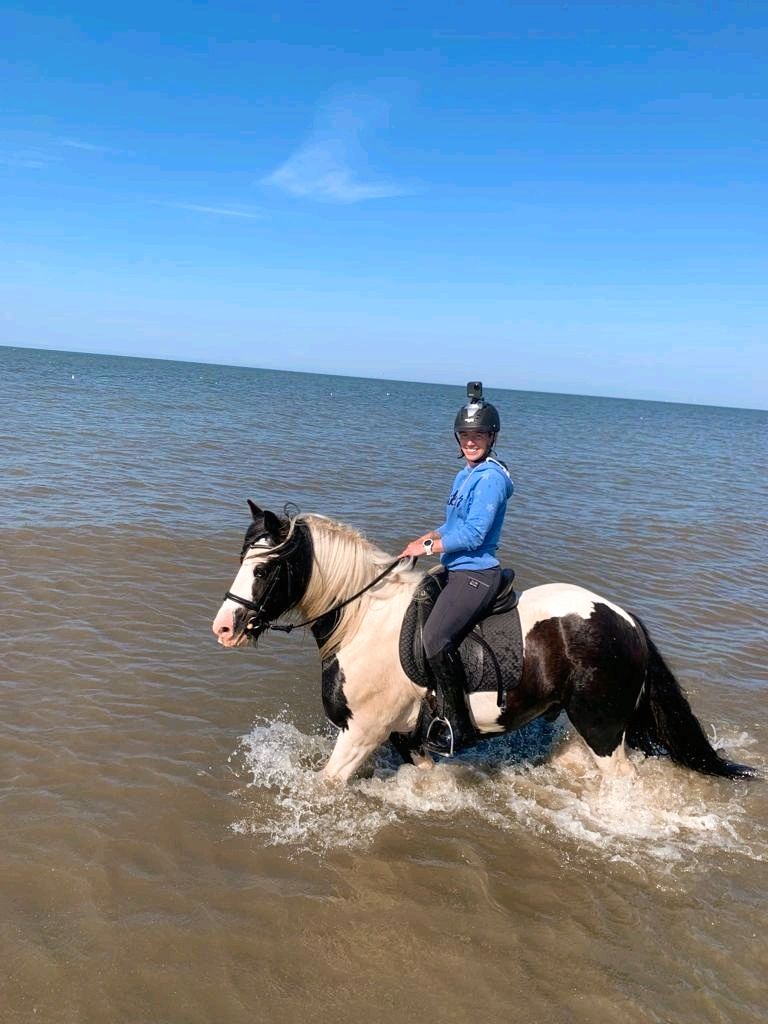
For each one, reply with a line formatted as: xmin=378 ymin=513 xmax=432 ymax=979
xmin=212 ymin=604 xmax=258 ymax=648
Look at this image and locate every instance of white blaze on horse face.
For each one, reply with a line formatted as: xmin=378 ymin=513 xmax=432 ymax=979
xmin=211 ymin=544 xmax=274 ymax=646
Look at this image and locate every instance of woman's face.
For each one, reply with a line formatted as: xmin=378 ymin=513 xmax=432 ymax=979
xmin=457 ymin=429 xmax=493 ymax=464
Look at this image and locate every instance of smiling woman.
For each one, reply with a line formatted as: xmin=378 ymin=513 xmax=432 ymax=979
xmin=399 ymin=381 xmax=514 ymax=755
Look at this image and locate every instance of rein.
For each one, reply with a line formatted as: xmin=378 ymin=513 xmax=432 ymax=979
xmin=225 ymin=556 xmax=408 ymax=636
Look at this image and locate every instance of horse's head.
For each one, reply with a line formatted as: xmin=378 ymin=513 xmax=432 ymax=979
xmin=211 ymin=500 xmax=313 ymax=647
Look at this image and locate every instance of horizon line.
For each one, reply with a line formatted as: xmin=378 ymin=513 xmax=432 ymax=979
xmin=2 ymin=341 xmax=765 ymax=415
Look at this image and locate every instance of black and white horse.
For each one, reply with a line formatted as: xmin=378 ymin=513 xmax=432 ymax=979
xmin=211 ymin=502 xmax=755 ymax=784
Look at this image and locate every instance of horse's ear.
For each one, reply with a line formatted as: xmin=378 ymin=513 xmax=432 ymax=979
xmin=263 ymin=509 xmax=283 ymax=537
xmin=246 ymin=501 xmax=284 ymax=540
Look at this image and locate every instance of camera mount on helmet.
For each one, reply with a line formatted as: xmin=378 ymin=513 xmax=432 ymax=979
xmin=454 ymin=381 xmax=501 ymax=436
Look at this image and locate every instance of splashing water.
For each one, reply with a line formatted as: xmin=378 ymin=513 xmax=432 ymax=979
xmin=231 ymin=716 xmax=765 ymax=866
xmin=230 ymin=716 xmax=399 ymax=854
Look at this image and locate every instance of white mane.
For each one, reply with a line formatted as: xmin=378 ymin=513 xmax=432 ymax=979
xmin=299 ymin=514 xmax=420 ymax=658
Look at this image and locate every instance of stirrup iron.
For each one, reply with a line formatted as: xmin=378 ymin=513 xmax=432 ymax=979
xmin=423 ymin=715 xmax=455 ymax=758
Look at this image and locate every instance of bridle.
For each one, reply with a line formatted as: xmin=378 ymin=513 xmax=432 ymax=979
xmin=224 ymin=531 xmax=407 ymax=638
xmin=224 ymin=558 xmax=286 ymax=636
xmin=225 ymin=557 xmax=406 ymax=636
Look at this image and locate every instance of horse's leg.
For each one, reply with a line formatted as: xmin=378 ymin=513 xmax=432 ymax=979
xmin=410 ymin=749 xmax=435 ymax=771
xmin=585 ymin=733 xmax=636 ymax=778
xmin=319 ymin=621 xmax=427 ymax=781
xmin=389 ymin=732 xmax=435 ymax=771
xmin=566 ymin=669 xmax=644 ymax=773
xmin=565 ymin=678 xmax=643 ymax=778
xmin=549 ymin=731 xmax=594 ymax=771
xmin=561 ymin=607 xmax=647 ymax=777
xmin=548 ymin=719 xmax=635 ymax=777
xmin=505 ymin=600 xmax=646 ymax=776
xmin=321 ymin=721 xmax=392 ymax=783
xmin=389 ymin=732 xmax=415 ymax=765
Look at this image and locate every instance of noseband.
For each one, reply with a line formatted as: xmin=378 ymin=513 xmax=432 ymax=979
xmin=224 ymin=563 xmax=284 ymax=636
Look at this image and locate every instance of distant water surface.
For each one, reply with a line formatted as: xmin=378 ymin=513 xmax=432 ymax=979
xmin=1 ymin=345 xmax=766 ymax=1024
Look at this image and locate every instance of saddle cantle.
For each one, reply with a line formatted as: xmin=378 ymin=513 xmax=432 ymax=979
xmin=398 ymin=566 xmax=523 ymax=709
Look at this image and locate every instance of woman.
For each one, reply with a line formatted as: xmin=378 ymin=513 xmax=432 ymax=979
xmin=400 ymin=382 xmax=514 ymax=755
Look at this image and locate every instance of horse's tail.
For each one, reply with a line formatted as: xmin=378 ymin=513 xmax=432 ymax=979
xmin=627 ymin=616 xmax=757 ymax=780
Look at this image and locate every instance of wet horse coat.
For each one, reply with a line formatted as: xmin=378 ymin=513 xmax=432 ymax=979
xmin=212 ymin=504 xmax=755 ymax=784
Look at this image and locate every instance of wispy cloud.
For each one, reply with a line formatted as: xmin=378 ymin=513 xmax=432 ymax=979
xmin=169 ymin=202 xmax=263 ymax=220
xmin=58 ymin=137 xmax=126 ymax=155
xmin=264 ymin=142 xmax=404 ymax=202
xmin=0 ymin=134 xmax=126 ymax=170
xmin=263 ymin=93 xmax=408 ymax=204
xmin=0 ymin=149 xmax=56 ymax=169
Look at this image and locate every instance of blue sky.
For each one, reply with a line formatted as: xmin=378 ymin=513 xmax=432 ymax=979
xmin=2 ymin=1 xmax=766 ymax=409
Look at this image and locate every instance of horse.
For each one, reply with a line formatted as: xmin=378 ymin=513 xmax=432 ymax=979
xmin=211 ymin=501 xmax=756 ymax=784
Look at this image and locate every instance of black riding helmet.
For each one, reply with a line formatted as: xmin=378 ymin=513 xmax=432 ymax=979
xmin=454 ymin=381 xmax=501 ymax=436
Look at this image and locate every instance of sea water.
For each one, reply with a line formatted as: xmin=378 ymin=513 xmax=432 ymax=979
xmin=1 ymin=345 xmax=766 ymax=1024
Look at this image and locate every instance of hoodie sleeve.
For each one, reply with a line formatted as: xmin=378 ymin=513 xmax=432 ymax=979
xmin=439 ymin=470 xmax=510 ymax=554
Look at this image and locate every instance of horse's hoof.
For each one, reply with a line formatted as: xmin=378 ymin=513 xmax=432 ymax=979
xmin=411 ymin=751 xmax=435 ymax=771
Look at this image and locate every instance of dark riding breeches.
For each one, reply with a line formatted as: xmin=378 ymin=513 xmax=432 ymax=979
xmin=422 ymin=567 xmax=502 ymax=659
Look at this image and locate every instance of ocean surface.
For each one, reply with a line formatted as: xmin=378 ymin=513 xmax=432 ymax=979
xmin=2 ymin=345 xmax=766 ymax=1024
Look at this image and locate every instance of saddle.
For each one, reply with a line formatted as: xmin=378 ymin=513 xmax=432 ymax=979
xmin=398 ymin=566 xmax=523 ymax=709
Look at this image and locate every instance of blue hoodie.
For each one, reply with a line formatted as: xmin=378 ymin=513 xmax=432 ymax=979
xmin=437 ymin=458 xmax=514 ymax=570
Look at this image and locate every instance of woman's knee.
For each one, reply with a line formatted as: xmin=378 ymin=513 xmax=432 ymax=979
xmin=423 ymin=624 xmax=446 ymax=659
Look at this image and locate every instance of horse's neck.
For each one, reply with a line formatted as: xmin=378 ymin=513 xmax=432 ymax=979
xmin=301 ymin=522 xmax=417 ymax=658
xmin=315 ymin=576 xmax=416 ymax=667
xmin=301 ymin=526 xmax=380 ymax=606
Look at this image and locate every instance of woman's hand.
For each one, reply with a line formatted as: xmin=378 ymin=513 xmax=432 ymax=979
xmin=399 ymin=532 xmax=442 ymax=558
xmin=400 ymin=539 xmax=426 ymax=558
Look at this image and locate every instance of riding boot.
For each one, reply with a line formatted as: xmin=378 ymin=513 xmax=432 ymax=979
xmin=424 ymin=646 xmax=478 ymax=757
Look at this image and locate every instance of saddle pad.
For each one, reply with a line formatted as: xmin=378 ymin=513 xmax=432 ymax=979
xmin=399 ymin=573 xmax=524 ymax=706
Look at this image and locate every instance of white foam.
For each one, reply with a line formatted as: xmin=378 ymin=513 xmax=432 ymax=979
xmin=231 ymin=716 xmax=765 ymax=868
xmin=230 ymin=716 xmax=398 ymax=855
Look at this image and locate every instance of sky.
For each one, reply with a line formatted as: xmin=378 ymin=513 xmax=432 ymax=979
xmin=1 ymin=1 xmax=767 ymax=410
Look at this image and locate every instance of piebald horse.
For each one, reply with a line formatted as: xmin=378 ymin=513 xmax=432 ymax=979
xmin=211 ymin=503 xmax=756 ymax=784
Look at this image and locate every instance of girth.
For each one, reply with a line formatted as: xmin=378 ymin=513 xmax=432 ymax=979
xmin=399 ymin=566 xmax=523 ymax=709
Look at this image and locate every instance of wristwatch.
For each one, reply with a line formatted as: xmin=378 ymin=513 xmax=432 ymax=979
xmin=423 ymin=538 xmax=434 ymax=555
